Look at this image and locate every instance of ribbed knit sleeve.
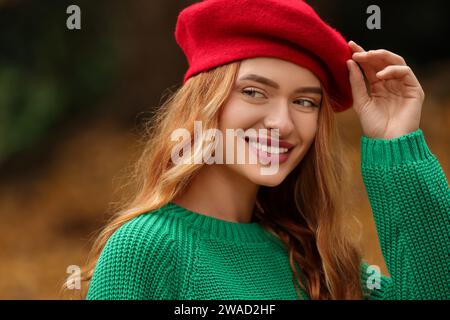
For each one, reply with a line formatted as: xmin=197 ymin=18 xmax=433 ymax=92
xmin=359 ymin=128 xmax=450 ymax=299
xmin=86 ymin=213 xmax=179 ymax=300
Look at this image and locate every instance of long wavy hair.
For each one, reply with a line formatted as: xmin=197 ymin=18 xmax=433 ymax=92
xmin=69 ymin=60 xmax=365 ymax=299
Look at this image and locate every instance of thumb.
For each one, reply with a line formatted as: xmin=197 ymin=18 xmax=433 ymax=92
xmin=346 ymin=59 xmax=369 ymax=114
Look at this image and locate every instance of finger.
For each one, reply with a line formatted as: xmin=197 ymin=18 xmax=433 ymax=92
xmin=351 ymin=50 xmax=402 ymax=86
xmin=349 ymin=53 xmax=379 ymax=86
xmin=353 ymin=49 xmax=407 ymax=66
xmin=348 ymin=45 xmax=386 ymax=86
xmin=347 ymin=59 xmax=369 ymax=113
xmin=348 ymin=40 xmax=366 ymax=53
xmin=376 ymin=65 xmax=420 ymax=86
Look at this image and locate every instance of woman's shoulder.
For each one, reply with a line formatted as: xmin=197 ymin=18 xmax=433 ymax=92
xmin=87 ymin=204 xmax=183 ymax=299
xmin=104 ymin=204 xmax=182 ymax=256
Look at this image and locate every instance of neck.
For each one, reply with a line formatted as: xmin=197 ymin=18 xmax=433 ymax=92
xmin=172 ymin=164 xmax=259 ymax=223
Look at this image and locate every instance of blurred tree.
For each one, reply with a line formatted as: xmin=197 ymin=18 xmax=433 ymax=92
xmin=0 ymin=0 xmax=118 ymax=166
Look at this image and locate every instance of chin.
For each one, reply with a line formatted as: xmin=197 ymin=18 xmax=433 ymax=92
xmin=247 ymin=168 xmax=290 ymax=187
xmin=257 ymin=179 xmax=285 ymax=187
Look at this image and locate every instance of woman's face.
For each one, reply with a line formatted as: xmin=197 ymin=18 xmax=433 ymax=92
xmin=218 ymin=57 xmax=322 ymax=186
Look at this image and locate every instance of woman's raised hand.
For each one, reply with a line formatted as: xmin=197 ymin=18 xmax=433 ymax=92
xmin=347 ymin=40 xmax=425 ymax=139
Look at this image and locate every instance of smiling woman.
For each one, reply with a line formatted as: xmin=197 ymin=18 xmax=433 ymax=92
xmin=216 ymin=57 xmax=323 ymax=187
xmin=79 ymin=0 xmax=450 ymax=300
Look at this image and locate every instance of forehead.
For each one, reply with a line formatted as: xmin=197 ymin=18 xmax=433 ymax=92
xmin=238 ymin=57 xmax=321 ymax=87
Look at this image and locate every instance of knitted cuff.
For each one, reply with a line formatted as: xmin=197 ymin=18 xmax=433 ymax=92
xmin=361 ymin=128 xmax=435 ymax=167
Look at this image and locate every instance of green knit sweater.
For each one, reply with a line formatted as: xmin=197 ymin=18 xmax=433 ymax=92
xmin=86 ymin=128 xmax=450 ymax=300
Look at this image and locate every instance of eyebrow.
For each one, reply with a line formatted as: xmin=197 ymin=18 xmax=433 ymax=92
xmin=238 ymin=74 xmax=323 ymax=95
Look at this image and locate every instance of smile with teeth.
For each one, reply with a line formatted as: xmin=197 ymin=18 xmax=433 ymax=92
xmin=247 ymin=141 xmax=289 ymax=154
xmin=244 ymin=136 xmax=292 ymax=155
xmin=243 ymin=135 xmax=293 ymax=165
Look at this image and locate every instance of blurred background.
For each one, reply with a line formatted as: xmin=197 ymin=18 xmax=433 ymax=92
xmin=0 ymin=0 xmax=448 ymax=299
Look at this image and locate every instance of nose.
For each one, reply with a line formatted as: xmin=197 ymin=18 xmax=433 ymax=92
xmin=263 ymin=100 xmax=295 ymax=138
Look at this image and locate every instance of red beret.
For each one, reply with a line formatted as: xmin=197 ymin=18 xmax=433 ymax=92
xmin=175 ymin=0 xmax=353 ymax=113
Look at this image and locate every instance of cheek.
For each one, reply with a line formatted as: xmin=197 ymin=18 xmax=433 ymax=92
xmin=292 ymin=113 xmax=319 ymax=143
xmin=219 ymin=97 xmax=260 ymax=131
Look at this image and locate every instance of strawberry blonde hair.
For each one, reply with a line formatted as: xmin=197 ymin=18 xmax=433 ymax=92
xmin=68 ymin=60 xmax=364 ymax=299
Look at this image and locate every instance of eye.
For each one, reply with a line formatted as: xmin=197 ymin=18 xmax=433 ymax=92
xmin=241 ymin=88 xmax=266 ymax=99
xmin=293 ymin=99 xmax=319 ymax=109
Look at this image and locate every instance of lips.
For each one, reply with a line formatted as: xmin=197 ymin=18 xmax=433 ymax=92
xmin=244 ymin=136 xmax=295 ymax=150
xmin=243 ymin=135 xmax=294 ymax=165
